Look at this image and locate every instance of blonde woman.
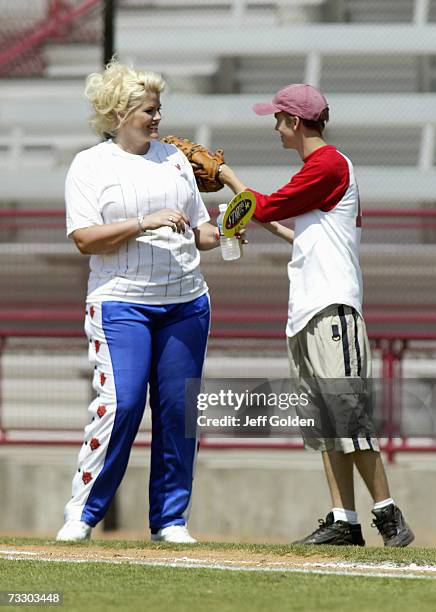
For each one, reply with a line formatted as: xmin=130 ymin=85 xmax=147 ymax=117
xmin=56 ymin=60 xmax=226 ymax=544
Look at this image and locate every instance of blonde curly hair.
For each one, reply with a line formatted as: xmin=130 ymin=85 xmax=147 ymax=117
xmin=85 ymin=58 xmax=165 ymax=138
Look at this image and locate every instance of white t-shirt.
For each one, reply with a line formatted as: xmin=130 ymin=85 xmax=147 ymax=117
xmin=65 ymin=140 xmax=210 ymax=304
xmin=285 ymin=152 xmax=363 ymax=337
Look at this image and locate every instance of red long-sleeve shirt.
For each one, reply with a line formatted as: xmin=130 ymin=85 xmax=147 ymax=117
xmin=248 ymin=145 xmax=350 ymax=223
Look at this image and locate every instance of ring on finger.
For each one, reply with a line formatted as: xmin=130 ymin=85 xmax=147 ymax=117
xmin=168 ymin=216 xmax=174 ymax=222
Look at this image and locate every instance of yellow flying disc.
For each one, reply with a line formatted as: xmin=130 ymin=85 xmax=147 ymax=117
xmin=222 ymin=191 xmax=256 ymax=237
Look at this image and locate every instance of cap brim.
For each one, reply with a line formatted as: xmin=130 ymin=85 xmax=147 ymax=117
xmin=252 ymin=102 xmax=279 ymax=116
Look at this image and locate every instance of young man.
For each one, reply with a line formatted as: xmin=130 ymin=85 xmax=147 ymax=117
xmin=218 ymin=84 xmax=414 ymax=547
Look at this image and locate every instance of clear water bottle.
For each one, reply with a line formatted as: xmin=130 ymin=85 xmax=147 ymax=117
xmin=217 ymin=203 xmax=241 ymax=261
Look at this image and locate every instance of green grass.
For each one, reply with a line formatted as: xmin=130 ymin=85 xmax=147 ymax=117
xmin=1 ymin=559 xmax=436 ymax=612
xmin=1 ymin=538 xmax=436 ymax=611
xmin=1 ymin=536 xmax=436 ymax=565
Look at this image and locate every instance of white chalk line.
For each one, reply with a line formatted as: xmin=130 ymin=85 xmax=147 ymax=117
xmin=0 ymin=549 xmax=435 ymax=580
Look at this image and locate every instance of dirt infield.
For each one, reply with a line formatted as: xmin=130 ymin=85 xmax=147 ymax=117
xmin=2 ymin=544 xmax=436 ymax=579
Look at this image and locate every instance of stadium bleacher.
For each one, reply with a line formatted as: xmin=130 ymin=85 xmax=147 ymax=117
xmin=2 ymin=89 xmax=436 ymax=196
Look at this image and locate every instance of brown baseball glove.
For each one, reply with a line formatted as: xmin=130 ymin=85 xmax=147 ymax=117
xmin=161 ymin=135 xmax=225 ymax=192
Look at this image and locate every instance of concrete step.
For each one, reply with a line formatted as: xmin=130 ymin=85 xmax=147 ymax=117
xmin=320 ymin=55 xmax=418 ymax=93
xmin=3 ymin=355 xmax=89 ymax=379
xmin=44 ymin=44 xmax=100 ymax=79
xmin=238 ymin=54 xmax=419 ymax=94
xmin=44 ymin=42 xmax=218 ymax=90
xmin=346 ymin=0 xmax=415 ymax=22
xmin=118 ymin=6 xmax=277 ymax=27
xmin=3 ymin=379 xmax=89 ymax=402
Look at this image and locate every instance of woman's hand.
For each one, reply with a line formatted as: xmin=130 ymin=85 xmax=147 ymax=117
xmin=235 ymin=228 xmax=248 ymax=246
xmin=194 ymin=223 xmax=249 ymax=251
xmin=142 ymin=208 xmax=189 ymax=234
xmin=72 ymin=208 xmax=190 ymax=255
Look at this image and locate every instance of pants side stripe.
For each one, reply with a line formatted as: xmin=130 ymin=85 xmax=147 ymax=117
xmin=338 ymin=305 xmax=351 ymax=377
xmin=352 ymin=310 xmax=362 ymax=377
xmin=366 ymin=435 xmax=374 ymax=451
xmin=352 ymin=436 xmax=360 ymax=451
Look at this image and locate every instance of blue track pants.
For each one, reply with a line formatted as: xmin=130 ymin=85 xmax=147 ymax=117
xmin=63 ymin=293 xmax=210 ymax=530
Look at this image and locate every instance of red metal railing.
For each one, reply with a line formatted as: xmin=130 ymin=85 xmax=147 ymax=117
xmin=2 ymin=207 xmax=436 ymax=225
xmin=2 ymin=207 xmax=436 ymax=238
xmin=0 ymin=328 xmax=435 ymax=462
xmin=0 ymin=0 xmax=101 ymax=70
xmin=0 ymin=307 xmax=436 ymax=328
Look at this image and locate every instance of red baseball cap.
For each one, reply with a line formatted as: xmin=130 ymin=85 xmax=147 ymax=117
xmin=253 ymin=84 xmax=328 ymax=121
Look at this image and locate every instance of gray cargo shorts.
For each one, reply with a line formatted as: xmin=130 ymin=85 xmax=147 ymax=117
xmin=287 ymin=304 xmax=379 ymax=454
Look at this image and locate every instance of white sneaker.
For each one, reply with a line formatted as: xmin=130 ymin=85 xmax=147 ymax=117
xmin=56 ymin=519 xmax=92 ymax=542
xmin=151 ymin=525 xmax=197 ymax=543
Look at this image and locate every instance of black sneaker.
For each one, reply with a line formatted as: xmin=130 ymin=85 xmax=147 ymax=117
xmin=371 ymin=504 xmax=415 ymax=547
xmin=293 ymin=512 xmax=365 ymax=546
